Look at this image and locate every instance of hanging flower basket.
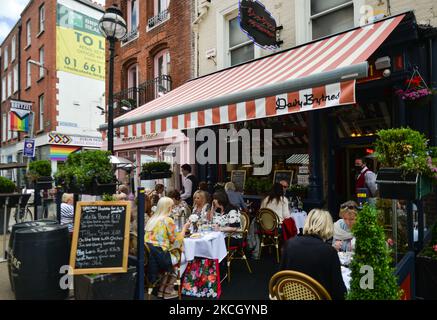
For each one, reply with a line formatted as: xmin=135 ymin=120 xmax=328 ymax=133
xmin=395 ymin=68 xmax=436 ymax=106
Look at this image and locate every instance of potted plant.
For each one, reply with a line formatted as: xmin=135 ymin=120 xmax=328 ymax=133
xmin=288 ymin=184 xmax=308 ymax=198
xmin=55 ymin=150 xmax=117 ymax=195
xmin=395 ymin=68 xmax=436 ymax=107
xmin=0 ymin=177 xmax=18 ymax=234
xmin=26 ymin=160 xmax=53 ymax=190
xmin=140 ymin=161 xmax=172 ymax=180
xmin=347 ymin=204 xmax=402 ymax=300
xmin=375 ymin=128 xmax=435 ymax=200
xmin=416 ymin=223 xmax=437 ymax=300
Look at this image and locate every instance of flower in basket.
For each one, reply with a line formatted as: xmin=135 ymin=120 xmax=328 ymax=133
xmin=395 ymin=72 xmax=436 ymax=101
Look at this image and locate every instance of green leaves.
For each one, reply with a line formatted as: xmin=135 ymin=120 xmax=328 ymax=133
xmin=141 ymin=161 xmax=171 ymax=173
xmin=0 ymin=176 xmax=16 ymax=193
xmin=347 ymin=204 xmax=402 ymax=300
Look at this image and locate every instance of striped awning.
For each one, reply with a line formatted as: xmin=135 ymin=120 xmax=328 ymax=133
xmin=108 ymin=14 xmax=405 ymax=139
xmin=286 ymin=154 xmax=310 ymax=165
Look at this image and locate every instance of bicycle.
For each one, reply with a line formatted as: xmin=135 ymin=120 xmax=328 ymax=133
xmin=14 ymin=206 xmax=34 ymax=224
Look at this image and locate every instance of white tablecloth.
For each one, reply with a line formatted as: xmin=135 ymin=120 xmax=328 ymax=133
xmin=291 ymin=210 xmax=308 ymax=231
xmin=183 ymin=231 xmax=227 ymax=262
xmin=341 ymin=266 xmax=351 ymax=291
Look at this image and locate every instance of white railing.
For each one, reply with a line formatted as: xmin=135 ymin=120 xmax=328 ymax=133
xmin=121 ymin=27 xmax=139 ymax=45
xmin=147 ymin=9 xmax=170 ymax=31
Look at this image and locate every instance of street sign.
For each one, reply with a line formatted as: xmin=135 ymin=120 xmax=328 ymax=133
xmin=23 ymin=139 xmax=35 ymax=158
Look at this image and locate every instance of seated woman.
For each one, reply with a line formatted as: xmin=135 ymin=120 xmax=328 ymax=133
xmin=280 ymin=209 xmax=347 ymax=300
xmin=333 ymin=201 xmax=358 ymax=252
xmin=145 ymin=197 xmax=191 ymax=299
xmin=60 ymin=193 xmax=74 ymax=233
xmin=260 ymin=183 xmax=290 ymax=224
xmin=225 ymin=182 xmax=247 ymax=210
xmin=209 ymin=191 xmax=242 ymax=246
xmin=191 ymin=190 xmax=210 ymax=220
xmin=167 ymin=190 xmax=190 ymax=218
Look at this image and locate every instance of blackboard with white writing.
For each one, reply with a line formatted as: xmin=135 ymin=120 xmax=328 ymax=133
xmin=70 ymin=201 xmax=131 ymax=275
xmin=231 ymin=170 xmax=246 ymax=192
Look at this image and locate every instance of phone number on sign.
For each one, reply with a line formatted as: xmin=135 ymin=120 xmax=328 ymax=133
xmin=63 ymin=56 xmax=103 ymax=75
xmin=169 ymin=304 xmax=268 ymax=317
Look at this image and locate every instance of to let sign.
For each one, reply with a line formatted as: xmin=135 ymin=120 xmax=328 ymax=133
xmin=239 ymin=0 xmax=281 ymax=50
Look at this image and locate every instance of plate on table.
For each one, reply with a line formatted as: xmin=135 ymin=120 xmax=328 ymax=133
xmin=189 ymin=233 xmax=202 ymax=239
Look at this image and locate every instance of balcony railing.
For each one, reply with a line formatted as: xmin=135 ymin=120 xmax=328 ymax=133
xmin=121 ymin=27 xmax=139 ymax=45
xmin=147 ymin=9 xmax=169 ymax=30
xmin=113 ymin=75 xmax=172 ymax=117
xmin=138 ymin=75 xmax=172 ymax=105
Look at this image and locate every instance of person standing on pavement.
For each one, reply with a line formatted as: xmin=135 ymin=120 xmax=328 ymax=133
xmin=60 ymin=193 xmax=74 ymax=233
xmin=180 ymin=164 xmax=198 ymax=207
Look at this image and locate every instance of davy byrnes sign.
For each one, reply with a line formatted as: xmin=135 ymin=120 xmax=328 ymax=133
xmin=239 ymin=0 xmax=280 ymax=50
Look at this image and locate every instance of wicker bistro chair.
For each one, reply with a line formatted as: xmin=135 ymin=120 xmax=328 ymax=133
xmin=129 ymin=233 xmax=183 ymax=300
xmin=226 ymin=211 xmax=252 ymax=282
xmin=256 ymin=208 xmax=281 ymax=263
xmin=269 ymin=270 xmax=332 ymax=300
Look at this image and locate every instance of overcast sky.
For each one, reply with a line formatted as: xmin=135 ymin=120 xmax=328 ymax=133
xmin=0 ymin=0 xmax=106 ymax=43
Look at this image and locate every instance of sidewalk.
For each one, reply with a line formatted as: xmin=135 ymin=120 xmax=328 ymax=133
xmin=0 ymin=234 xmax=14 ymax=300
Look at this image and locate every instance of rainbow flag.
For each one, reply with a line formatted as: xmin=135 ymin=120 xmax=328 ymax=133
xmin=9 ymin=112 xmax=29 ymax=132
xmin=50 ymin=145 xmax=80 ymax=161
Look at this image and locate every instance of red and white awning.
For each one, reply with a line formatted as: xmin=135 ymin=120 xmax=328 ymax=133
xmin=111 ymin=14 xmax=404 ymax=139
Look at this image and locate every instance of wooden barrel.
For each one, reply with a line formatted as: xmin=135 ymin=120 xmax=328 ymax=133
xmin=11 ymin=225 xmax=70 ymax=300
xmin=8 ymin=220 xmax=58 ymax=292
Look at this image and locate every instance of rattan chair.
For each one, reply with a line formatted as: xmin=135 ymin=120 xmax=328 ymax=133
xmin=256 ymin=208 xmax=280 ymax=263
xmin=226 ymin=211 xmax=252 ymax=282
xmin=269 ymin=270 xmax=332 ymax=300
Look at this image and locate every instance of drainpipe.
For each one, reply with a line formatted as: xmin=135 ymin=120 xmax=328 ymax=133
xmin=430 ymin=37 xmax=437 ymax=146
xmin=192 ymin=0 xmax=209 ymax=78
xmin=18 ymin=23 xmax=22 ymax=101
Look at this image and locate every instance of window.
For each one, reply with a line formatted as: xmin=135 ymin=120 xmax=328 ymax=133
xmin=148 ymin=0 xmax=170 ymax=30
xmin=11 ymin=36 xmax=16 ymax=61
xmin=228 ymin=17 xmax=254 ymax=66
xmin=39 ymin=5 xmax=45 ymax=33
xmin=154 ymin=50 xmax=171 ymax=96
xmin=1 ymin=77 xmax=6 ymax=102
xmin=13 ymin=65 xmax=18 ymax=93
xmin=7 ymin=113 xmax=11 ymax=140
xmin=7 ymin=73 xmax=11 ymax=97
xmin=128 ymin=0 xmax=139 ymax=33
xmin=26 ymin=20 xmax=31 ymax=47
xmin=26 ymin=59 xmax=31 ymax=88
xmin=2 ymin=114 xmax=6 ymax=142
xmin=39 ymin=94 xmax=44 ymax=131
xmin=156 ymin=0 xmax=169 ymax=15
xmin=3 ymin=46 xmax=8 ymax=70
xmin=39 ymin=47 xmax=45 ymax=78
xmin=310 ymin=0 xmax=354 ymax=40
xmin=127 ymin=64 xmax=138 ymax=89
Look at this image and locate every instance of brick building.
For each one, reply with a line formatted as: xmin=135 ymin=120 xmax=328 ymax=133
xmin=0 ymin=0 xmax=106 ymax=185
xmin=105 ymin=0 xmax=194 ymax=190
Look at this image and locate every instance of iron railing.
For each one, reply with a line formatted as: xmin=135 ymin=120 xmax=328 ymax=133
xmin=113 ymin=75 xmax=172 ymax=117
xmin=121 ymin=27 xmax=139 ymax=44
xmin=147 ymin=9 xmax=169 ymax=30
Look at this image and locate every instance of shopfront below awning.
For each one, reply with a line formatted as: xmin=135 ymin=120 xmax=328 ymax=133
xmin=101 ymin=14 xmax=405 ymax=139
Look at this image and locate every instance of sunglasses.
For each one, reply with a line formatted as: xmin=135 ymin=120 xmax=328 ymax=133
xmin=341 ymin=205 xmax=357 ymax=210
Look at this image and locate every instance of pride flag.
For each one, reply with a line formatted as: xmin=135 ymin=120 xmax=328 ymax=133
xmin=50 ymin=145 xmax=80 ymax=161
xmin=9 ymin=112 xmax=29 ymax=132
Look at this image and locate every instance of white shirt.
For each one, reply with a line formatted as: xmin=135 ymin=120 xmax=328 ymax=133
xmin=180 ymin=174 xmax=193 ymax=201
xmin=260 ymin=196 xmax=290 ymax=224
xmin=359 ymin=166 xmax=377 ymax=197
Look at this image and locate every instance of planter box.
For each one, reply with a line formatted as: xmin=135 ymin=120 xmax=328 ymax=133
xmin=140 ymin=171 xmax=172 ymax=180
xmin=376 ymin=168 xmax=433 ymax=200
xmin=416 ymin=255 xmax=437 ymax=300
xmin=59 ymin=178 xmax=117 ymax=196
xmin=74 ymin=266 xmax=137 ymax=300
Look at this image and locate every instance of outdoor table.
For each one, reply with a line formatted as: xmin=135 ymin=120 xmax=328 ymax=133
xmin=338 ymin=252 xmax=353 ymax=291
xmin=181 ymin=231 xmax=227 ymax=298
xmin=291 ymin=210 xmax=307 ymax=233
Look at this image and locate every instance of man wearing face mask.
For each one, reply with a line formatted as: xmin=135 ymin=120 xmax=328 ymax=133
xmin=354 ymin=158 xmax=377 ymax=198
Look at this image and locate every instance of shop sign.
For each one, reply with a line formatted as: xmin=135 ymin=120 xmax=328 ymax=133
xmin=121 ymin=133 xmax=159 ymax=143
xmin=10 ymin=100 xmax=32 ymax=132
xmin=239 ymin=0 xmax=282 ymax=50
xmin=48 ymin=132 xmax=102 ymax=147
xmin=23 ymin=138 xmax=36 ymax=158
xmin=275 ymin=91 xmax=341 ymax=110
xmin=298 ymin=166 xmax=309 ymax=174
xmin=297 ymin=174 xmax=309 ymax=186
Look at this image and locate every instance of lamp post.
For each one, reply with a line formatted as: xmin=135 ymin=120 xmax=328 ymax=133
xmin=98 ymin=4 xmax=127 ymax=154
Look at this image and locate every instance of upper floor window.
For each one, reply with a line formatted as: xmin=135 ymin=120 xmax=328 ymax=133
xmin=127 ymin=64 xmax=138 ymax=89
xmin=26 ymin=20 xmax=31 ymax=47
xmin=39 ymin=47 xmax=45 ymax=78
xmin=39 ymin=4 xmax=45 ymax=33
xmin=13 ymin=65 xmax=19 ymax=93
xmin=310 ymin=0 xmax=354 ymax=40
xmin=148 ymin=0 xmax=170 ymax=30
xmin=26 ymin=59 xmax=32 ymax=88
xmin=154 ymin=50 xmax=171 ymax=96
xmin=39 ymin=94 xmax=44 ymax=131
xmin=7 ymin=72 xmax=12 ymax=97
xmin=122 ymin=0 xmax=139 ymax=44
xmin=1 ymin=77 xmax=6 ymax=102
xmin=3 ymin=46 xmax=8 ymax=70
xmin=2 ymin=114 xmax=6 ymax=142
xmin=11 ymin=36 xmax=16 ymax=61
xmin=228 ymin=17 xmax=254 ymax=66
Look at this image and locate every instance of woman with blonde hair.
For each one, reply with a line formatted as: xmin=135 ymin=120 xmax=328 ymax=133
xmin=191 ymin=190 xmax=210 ymax=219
xmin=280 ymin=209 xmax=347 ymax=300
xmin=333 ymin=201 xmax=359 ymax=252
xmin=145 ymin=197 xmax=191 ymax=299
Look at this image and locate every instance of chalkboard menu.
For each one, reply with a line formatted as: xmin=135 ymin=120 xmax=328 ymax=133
xmin=231 ymin=170 xmax=246 ymax=192
xmin=273 ymin=170 xmax=294 ymax=186
xmin=70 ymin=201 xmax=131 ymax=275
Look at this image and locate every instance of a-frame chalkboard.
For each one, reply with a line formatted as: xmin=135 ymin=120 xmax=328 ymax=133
xmin=69 ymin=201 xmax=131 ymax=275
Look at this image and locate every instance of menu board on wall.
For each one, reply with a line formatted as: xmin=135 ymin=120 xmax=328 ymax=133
xmin=70 ymin=201 xmax=131 ymax=275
